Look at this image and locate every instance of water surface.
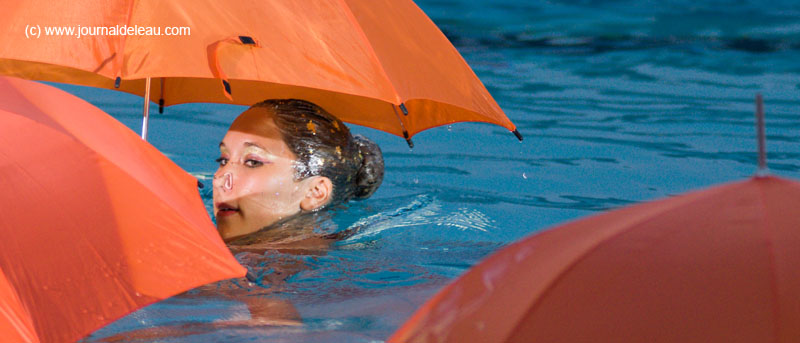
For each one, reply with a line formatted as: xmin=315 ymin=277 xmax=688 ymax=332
xmin=78 ymin=0 xmax=800 ymax=341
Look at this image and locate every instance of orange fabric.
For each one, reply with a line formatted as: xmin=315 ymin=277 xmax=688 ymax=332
xmin=391 ymin=176 xmax=800 ymax=343
xmin=0 ymin=0 xmax=516 ymax=138
xmin=0 ymin=76 xmax=246 ymax=343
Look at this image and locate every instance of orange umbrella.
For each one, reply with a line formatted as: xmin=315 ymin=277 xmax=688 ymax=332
xmin=392 ymin=175 xmax=800 ymax=342
xmin=0 ymin=0 xmax=520 ymax=145
xmin=391 ymin=97 xmax=799 ymax=342
xmin=0 ymin=76 xmax=246 ymax=343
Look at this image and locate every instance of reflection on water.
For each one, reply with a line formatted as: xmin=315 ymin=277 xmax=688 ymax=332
xmin=77 ymin=0 xmax=800 ymax=341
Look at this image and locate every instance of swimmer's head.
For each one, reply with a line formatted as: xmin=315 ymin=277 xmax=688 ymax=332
xmin=212 ymin=99 xmax=384 ymax=241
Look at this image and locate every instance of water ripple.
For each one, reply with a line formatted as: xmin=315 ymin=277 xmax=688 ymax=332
xmin=341 ymin=195 xmax=496 ymax=245
xmin=391 ymin=182 xmax=633 ymax=211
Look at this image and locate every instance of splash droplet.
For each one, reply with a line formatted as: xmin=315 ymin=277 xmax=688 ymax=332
xmin=522 ymin=173 xmax=527 ymax=179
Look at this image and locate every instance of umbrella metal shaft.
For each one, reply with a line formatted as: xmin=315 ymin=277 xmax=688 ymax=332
xmin=141 ymin=77 xmax=151 ymax=141
xmin=755 ymin=93 xmax=766 ymax=173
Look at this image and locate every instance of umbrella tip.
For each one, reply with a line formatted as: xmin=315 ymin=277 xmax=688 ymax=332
xmin=223 ymin=80 xmax=232 ymax=96
xmin=403 ymin=130 xmax=414 ymax=149
xmin=239 ymin=36 xmax=256 ymax=45
xmin=399 ymin=103 xmax=409 ymax=116
xmin=159 ymin=98 xmax=164 ymax=114
xmin=755 ymin=93 xmax=768 ymax=176
xmin=512 ymin=129 xmax=523 ymax=141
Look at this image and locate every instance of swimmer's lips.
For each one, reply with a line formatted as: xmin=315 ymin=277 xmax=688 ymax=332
xmin=215 ymin=202 xmax=239 ymax=218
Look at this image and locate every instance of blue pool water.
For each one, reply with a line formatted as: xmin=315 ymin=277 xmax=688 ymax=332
xmin=74 ymin=0 xmax=800 ymax=341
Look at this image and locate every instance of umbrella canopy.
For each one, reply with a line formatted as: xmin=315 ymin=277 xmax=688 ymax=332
xmin=0 ymin=0 xmax=519 ymax=143
xmin=0 ymin=76 xmax=246 ymax=343
xmin=390 ymin=175 xmax=800 ymax=343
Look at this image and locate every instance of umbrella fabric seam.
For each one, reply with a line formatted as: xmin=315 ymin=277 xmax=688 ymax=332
xmin=99 ymin=157 xmax=231 ymax=259
xmin=335 ymin=0 xmax=402 ymax=105
xmin=757 ymin=181 xmax=781 ymax=343
xmin=113 ymin=0 xmax=137 ymax=80
xmin=0 ymin=277 xmax=37 ymax=343
xmin=6 ymin=110 xmax=225 ymax=256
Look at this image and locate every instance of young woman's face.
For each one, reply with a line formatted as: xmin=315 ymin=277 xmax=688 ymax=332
xmin=213 ymin=107 xmax=310 ymax=241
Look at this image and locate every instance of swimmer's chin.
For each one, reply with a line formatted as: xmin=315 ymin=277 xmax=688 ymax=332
xmin=215 ymin=221 xmax=254 ymax=243
xmin=216 ymin=217 xmax=287 ymax=243
xmin=221 ymin=213 xmax=311 ymax=246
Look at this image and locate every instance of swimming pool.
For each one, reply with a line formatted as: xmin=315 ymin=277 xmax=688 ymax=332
xmin=76 ymin=0 xmax=800 ymax=341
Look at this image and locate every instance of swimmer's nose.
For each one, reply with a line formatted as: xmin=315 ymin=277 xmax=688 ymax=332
xmin=213 ymin=172 xmax=234 ymax=192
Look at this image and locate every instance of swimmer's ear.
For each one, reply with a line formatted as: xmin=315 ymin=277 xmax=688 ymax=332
xmin=300 ymin=176 xmax=332 ymax=211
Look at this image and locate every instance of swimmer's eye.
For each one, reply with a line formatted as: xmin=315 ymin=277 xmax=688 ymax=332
xmin=244 ymin=159 xmax=264 ymax=168
xmin=215 ymin=157 xmax=228 ymax=166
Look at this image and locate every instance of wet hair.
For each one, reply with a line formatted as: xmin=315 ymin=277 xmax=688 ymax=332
xmin=251 ymin=99 xmax=384 ymax=207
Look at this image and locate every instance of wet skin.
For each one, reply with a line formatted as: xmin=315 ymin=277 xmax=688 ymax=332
xmin=213 ymin=107 xmax=330 ymax=242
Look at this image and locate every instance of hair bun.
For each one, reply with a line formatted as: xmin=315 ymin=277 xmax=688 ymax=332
xmin=352 ymin=135 xmax=384 ymax=199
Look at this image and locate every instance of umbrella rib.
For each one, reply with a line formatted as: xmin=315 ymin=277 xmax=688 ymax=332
xmin=9 ymin=113 xmax=229 ymax=262
xmin=335 ymin=0 xmax=402 ymax=105
xmin=105 ymin=162 xmax=229 ymax=259
xmin=0 ymin=288 xmax=38 ymax=342
xmin=756 ymin=182 xmax=781 ymax=342
xmin=498 ymin=183 xmax=739 ymax=342
xmin=112 ymin=0 xmax=137 ymax=81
